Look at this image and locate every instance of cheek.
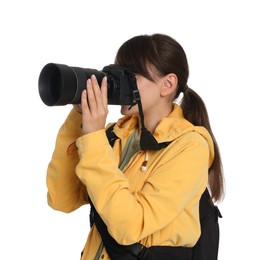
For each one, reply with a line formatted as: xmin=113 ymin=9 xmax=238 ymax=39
xmin=136 ymin=78 xmax=161 ymax=107
xmin=140 ymin=86 xmax=159 ymax=104
xmin=140 ymin=94 xmax=158 ymax=114
xmin=138 ymin=84 xmax=154 ymax=99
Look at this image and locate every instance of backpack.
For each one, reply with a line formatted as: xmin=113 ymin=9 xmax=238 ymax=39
xmin=89 ymin=124 xmax=222 ymax=260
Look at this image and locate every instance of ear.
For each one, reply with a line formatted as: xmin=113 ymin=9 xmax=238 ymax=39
xmin=160 ymin=73 xmax=178 ymax=97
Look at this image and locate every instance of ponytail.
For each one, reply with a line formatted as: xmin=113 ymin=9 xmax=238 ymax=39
xmin=181 ymin=88 xmax=224 ymax=202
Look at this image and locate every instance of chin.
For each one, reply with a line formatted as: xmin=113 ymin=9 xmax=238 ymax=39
xmin=120 ymin=105 xmax=130 ymax=115
xmin=121 ymin=105 xmax=138 ymax=116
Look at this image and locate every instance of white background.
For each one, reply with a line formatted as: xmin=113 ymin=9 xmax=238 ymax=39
xmin=1 ymin=0 xmax=261 ymax=259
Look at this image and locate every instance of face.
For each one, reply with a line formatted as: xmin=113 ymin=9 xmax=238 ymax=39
xmin=121 ymin=74 xmax=163 ymax=117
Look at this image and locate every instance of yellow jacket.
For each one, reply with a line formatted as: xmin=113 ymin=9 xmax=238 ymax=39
xmin=46 ymin=104 xmax=214 ymax=260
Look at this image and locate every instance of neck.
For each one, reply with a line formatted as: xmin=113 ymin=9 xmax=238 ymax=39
xmin=137 ymin=104 xmax=173 ymax=135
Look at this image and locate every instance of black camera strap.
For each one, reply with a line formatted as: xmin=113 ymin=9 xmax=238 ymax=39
xmin=126 ymin=71 xmax=171 ymax=150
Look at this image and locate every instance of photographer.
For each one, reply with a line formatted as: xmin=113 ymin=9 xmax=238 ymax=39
xmin=46 ymin=34 xmax=224 ymax=260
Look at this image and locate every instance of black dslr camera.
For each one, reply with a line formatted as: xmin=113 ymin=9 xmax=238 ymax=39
xmin=38 ymin=63 xmax=136 ymax=106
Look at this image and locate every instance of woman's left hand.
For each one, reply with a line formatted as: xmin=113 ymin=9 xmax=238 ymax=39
xmin=81 ymin=75 xmax=108 ymax=135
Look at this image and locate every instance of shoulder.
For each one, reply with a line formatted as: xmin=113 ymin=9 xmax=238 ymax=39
xmin=159 ymin=131 xmax=211 ymax=166
xmin=171 ymin=130 xmax=210 ymax=151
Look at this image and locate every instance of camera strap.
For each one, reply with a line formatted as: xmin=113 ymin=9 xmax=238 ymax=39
xmin=127 ymin=71 xmax=172 ymax=150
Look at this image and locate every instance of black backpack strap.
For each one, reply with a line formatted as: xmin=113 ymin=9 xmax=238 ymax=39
xmin=105 ymin=123 xmax=118 ymax=146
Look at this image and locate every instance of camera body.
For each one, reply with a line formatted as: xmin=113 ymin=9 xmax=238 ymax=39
xmin=38 ymin=63 xmax=136 ymax=106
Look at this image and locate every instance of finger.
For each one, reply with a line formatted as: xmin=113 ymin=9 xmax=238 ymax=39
xmin=101 ymin=76 xmax=108 ymax=108
xmin=91 ymin=75 xmax=108 ymax=114
xmin=86 ymin=78 xmax=97 ymax=114
xmin=81 ymin=89 xmax=90 ymax=116
xmin=90 ymin=75 xmax=103 ymax=104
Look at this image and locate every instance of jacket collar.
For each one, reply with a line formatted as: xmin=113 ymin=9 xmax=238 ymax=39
xmin=114 ymin=104 xmax=193 ymax=143
xmin=113 ymin=104 xmax=214 ymax=166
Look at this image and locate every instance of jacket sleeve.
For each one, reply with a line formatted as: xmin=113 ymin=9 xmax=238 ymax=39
xmin=75 ymin=130 xmax=209 ymax=245
xmin=46 ymin=108 xmax=88 ymax=213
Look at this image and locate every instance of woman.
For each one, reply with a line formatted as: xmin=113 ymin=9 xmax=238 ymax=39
xmin=46 ymin=33 xmax=224 ymax=260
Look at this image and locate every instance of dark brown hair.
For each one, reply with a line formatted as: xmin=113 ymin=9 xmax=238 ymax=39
xmin=115 ymin=34 xmax=224 ymax=202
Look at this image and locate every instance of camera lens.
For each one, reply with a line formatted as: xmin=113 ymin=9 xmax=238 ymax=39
xmin=49 ymin=67 xmax=61 ymax=102
xmin=38 ymin=63 xmax=135 ymax=106
xmin=38 ymin=63 xmax=77 ymax=106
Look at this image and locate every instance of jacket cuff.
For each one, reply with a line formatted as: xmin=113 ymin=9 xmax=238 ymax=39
xmin=66 ymin=108 xmax=82 ymax=131
xmin=76 ymin=129 xmax=109 ymax=155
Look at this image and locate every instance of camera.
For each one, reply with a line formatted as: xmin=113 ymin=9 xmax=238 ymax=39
xmin=38 ymin=63 xmax=136 ymax=106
